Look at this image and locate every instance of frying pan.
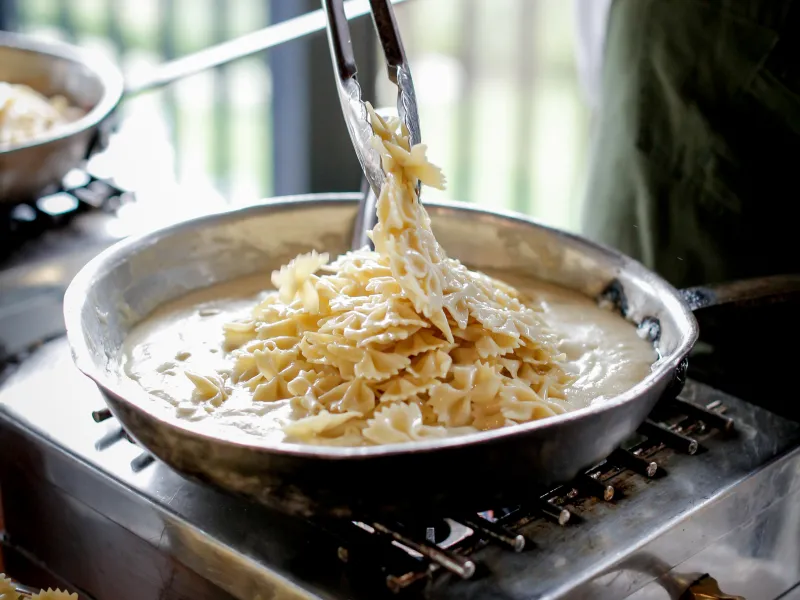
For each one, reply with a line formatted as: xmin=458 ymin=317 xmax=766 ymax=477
xmin=0 ymin=0 xmax=404 ymax=202
xmin=62 ymin=194 xmax=800 ymax=518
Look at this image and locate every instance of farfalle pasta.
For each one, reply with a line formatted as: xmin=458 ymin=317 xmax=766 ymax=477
xmin=180 ymin=103 xmax=575 ymax=445
xmin=0 ymin=573 xmax=79 ymax=600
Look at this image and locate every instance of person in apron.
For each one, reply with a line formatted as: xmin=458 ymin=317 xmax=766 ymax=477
xmin=576 ymin=0 xmax=800 ymax=421
xmin=578 ymin=0 xmax=800 ymax=290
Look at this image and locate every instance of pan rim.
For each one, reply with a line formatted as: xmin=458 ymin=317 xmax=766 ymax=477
xmin=0 ymin=31 xmax=124 ymax=155
xmin=63 ymin=195 xmax=699 ymax=459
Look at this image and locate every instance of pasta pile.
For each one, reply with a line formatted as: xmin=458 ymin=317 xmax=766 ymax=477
xmin=0 ymin=573 xmax=78 ymax=600
xmin=0 ymin=82 xmax=83 ymax=148
xmin=186 ymin=103 xmax=573 ymax=445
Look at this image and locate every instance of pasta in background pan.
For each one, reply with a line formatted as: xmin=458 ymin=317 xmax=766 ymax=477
xmin=121 ymin=105 xmax=657 ymax=446
xmin=0 ymin=82 xmax=83 ymax=148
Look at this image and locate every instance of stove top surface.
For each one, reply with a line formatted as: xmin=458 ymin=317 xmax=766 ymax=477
xmin=1 ymin=338 xmax=799 ymax=599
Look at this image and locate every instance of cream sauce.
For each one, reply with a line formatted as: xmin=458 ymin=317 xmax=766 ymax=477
xmin=498 ymin=272 xmax=656 ymax=409
xmin=119 ymin=272 xmax=656 ymax=442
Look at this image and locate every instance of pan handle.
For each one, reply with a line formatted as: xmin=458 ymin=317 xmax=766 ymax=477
xmin=122 ymin=0 xmax=408 ymax=98
xmin=679 ymin=274 xmax=800 ymax=313
xmin=679 ymin=274 xmax=799 ymax=407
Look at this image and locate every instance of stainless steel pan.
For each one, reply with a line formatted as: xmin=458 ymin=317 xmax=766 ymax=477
xmin=62 ymin=194 xmax=800 ymax=517
xmin=0 ymin=32 xmax=122 ymax=202
xmin=0 ymin=0 xmax=405 ymax=202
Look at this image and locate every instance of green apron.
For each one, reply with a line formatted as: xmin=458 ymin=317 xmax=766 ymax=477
xmin=582 ymin=0 xmax=800 ymax=421
xmin=581 ymin=0 xmax=800 ymax=290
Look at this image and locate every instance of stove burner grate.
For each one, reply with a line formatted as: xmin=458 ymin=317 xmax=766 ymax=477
xmin=88 ymin=396 xmax=735 ymax=593
xmin=0 ymin=169 xmax=131 ymax=263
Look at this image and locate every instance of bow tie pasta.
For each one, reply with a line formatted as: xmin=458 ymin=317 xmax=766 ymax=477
xmin=184 ymin=104 xmax=575 ymax=446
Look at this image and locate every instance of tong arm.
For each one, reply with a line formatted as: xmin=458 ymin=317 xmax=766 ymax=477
xmin=323 ymin=0 xmax=422 ymax=201
xmin=369 ymin=0 xmax=421 ymax=146
xmin=325 ymin=0 xmax=358 ymax=80
xmin=322 ymin=0 xmax=386 ymax=199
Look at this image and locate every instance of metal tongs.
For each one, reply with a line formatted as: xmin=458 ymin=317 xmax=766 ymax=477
xmin=321 ymin=0 xmax=422 ymax=249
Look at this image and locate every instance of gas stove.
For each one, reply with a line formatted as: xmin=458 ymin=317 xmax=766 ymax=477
xmin=1 ymin=340 xmax=799 ymax=600
xmin=1 ymin=163 xmax=800 ymax=600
